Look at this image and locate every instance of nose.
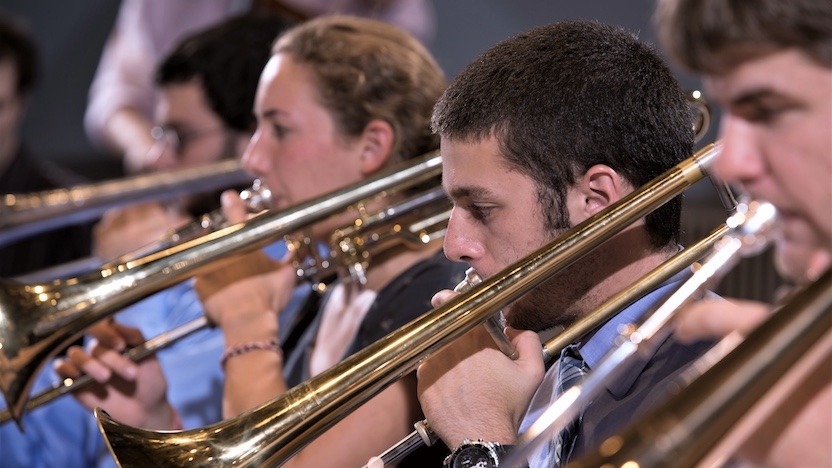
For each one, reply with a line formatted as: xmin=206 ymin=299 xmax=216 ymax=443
xmin=241 ymin=129 xmax=271 ymax=178
xmin=712 ymin=114 xmax=766 ymax=188
xmin=443 ymin=207 xmax=484 ymax=264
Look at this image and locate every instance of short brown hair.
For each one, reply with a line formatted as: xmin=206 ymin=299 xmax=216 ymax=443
xmin=432 ymin=21 xmax=692 ymax=249
xmin=655 ymin=0 xmax=832 ymax=74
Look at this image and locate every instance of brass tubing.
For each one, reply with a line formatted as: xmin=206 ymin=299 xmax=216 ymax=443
xmin=567 ymin=268 xmax=832 ymax=468
xmin=1 ymin=182 xmax=452 ymax=426
xmin=0 ymin=151 xmax=441 ymax=425
xmin=0 ymin=317 xmax=208 ymax=425
xmin=0 ymin=159 xmax=253 ymax=247
xmin=95 ymin=144 xmax=718 ymax=467
xmin=367 ymin=222 xmax=730 ymax=468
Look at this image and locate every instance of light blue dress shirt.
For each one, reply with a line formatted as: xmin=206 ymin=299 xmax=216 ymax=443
xmin=0 ymin=241 xmax=310 ymax=468
xmin=517 ymin=269 xmax=692 ymax=468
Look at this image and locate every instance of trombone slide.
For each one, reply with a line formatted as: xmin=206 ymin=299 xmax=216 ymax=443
xmin=0 ymin=159 xmax=253 ymax=248
xmin=94 ymin=145 xmax=719 ymax=467
xmin=503 ymin=200 xmax=778 ymax=466
xmin=566 ymin=268 xmax=832 ymax=468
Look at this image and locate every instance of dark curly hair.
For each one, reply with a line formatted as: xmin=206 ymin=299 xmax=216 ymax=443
xmin=0 ymin=11 xmax=39 ymax=97
xmin=155 ymin=12 xmax=295 ymax=132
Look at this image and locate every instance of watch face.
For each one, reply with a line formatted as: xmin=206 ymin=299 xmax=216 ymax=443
xmin=453 ymin=446 xmax=495 ymax=468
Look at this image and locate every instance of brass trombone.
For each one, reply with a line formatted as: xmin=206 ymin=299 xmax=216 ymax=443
xmin=501 ymin=198 xmax=779 ymax=467
xmin=367 ymin=221 xmax=732 ymax=467
xmin=0 ymin=151 xmax=442 ymax=425
xmin=565 ymin=269 xmax=831 ymax=468
xmin=0 ymin=182 xmax=451 ymax=426
xmin=0 ymin=159 xmax=253 ymax=248
xmin=94 ymin=143 xmax=719 ymax=467
xmin=14 ymin=179 xmax=274 ymax=283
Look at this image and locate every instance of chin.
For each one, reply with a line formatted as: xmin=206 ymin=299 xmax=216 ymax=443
xmin=774 ymin=236 xmax=819 ymax=284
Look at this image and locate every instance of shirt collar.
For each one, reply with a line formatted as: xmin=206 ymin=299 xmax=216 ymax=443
xmin=576 ymin=266 xmax=691 ymax=397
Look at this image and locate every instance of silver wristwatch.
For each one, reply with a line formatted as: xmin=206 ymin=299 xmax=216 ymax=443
xmin=443 ymin=439 xmax=512 ymax=468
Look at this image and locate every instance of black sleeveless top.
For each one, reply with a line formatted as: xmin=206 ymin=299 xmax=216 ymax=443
xmin=282 ymin=250 xmax=468 ymax=465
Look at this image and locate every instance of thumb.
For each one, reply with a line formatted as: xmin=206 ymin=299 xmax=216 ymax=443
xmin=510 ymin=329 xmax=545 ymax=368
xmin=431 ymin=289 xmax=459 ymax=308
xmin=221 ymin=190 xmax=250 ymax=224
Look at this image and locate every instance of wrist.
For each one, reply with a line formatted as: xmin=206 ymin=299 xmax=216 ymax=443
xmin=143 ymin=402 xmax=181 ymax=430
xmin=219 ymin=309 xmax=279 ymax=346
xmin=444 ymin=439 xmax=515 ymax=468
xmin=220 ymin=339 xmax=283 ymax=369
xmin=446 ymin=423 xmax=518 ymax=450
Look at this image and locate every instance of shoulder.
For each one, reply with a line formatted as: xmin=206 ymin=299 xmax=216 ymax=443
xmin=575 ymin=335 xmax=715 ymax=457
xmin=379 ymin=251 xmax=469 ymax=300
xmin=350 ymin=252 xmax=468 ymax=351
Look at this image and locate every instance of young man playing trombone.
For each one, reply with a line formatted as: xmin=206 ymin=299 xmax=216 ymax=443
xmin=416 ymin=20 xmax=716 ymax=467
xmin=654 ymin=0 xmax=831 ymax=466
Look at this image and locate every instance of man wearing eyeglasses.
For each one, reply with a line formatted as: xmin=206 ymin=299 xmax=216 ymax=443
xmin=93 ymin=13 xmax=295 ymax=260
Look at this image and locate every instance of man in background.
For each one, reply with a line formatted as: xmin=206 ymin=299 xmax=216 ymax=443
xmin=655 ymin=1 xmax=831 ymax=466
xmin=0 ymin=11 xmax=91 ymax=277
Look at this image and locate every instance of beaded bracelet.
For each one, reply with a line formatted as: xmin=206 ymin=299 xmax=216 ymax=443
xmin=220 ymin=339 xmax=283 ymax=368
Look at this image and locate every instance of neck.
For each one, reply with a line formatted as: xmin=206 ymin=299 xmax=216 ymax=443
xmin=576 ymin=228 xmax=676 ymax=317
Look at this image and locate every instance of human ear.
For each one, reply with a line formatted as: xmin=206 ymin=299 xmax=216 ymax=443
xmin=577 ymin=164 xmax=626 ymax=216
xmin=358 ymin=119 xmax=394 ymax=175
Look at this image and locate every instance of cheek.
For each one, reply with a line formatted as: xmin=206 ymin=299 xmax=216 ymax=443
xmin=484 ymin=224 xmax=542 ymax=272
xmin=0 ymin=106 xmax=19 ymax=135
xmin=273 ymin=157 xmax=309 ymax=201
xmin=275 ymin=153 xmax=348 ymax=205
xmin=183 ymin=142 xmax=223 ymax=168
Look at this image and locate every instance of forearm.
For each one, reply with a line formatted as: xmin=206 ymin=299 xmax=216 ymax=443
xmin=102 ymin=107 xmax=155 ymax=172
xmin=136 ymin=400 xmax=180 ymax=430
xmin=220 ymin=311 xmax=287 ymax=417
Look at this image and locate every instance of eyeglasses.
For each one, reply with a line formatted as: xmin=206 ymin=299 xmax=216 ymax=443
xmin=151 ymin=125 xmax=225 ymax=155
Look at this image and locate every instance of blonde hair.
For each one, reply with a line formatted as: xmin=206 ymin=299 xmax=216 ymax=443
xmin=274 ymin=16 xmax=446 ymax=164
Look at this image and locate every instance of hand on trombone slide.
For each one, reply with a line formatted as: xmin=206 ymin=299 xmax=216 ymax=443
xmin=53 ymin=320 xmax=180 ymax=430
xmin=193 ymin=189 xmax=298 ymax=335
xmin=675 ymin=245 xmax=831 ymax=345
xmin=93 ymin=202 xmax=192 ymax=260
xmin=415 ymin=288 xmax=544 ymax=449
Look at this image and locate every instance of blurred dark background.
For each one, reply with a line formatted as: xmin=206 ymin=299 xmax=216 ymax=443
xmin=1 ymin=0 xmax=713 ymax=179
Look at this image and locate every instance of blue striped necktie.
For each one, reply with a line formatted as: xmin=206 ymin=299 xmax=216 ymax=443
xmin=550 ymin=345 xmax=589 ymax=467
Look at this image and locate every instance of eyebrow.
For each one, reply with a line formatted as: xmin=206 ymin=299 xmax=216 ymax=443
xmin=445 ymin=185 xmax=494 ymax=201
xmin=260 ymin=108 xmax=287 ymax=120
xmin=729 ymin=87 xmax=798 ymax=107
